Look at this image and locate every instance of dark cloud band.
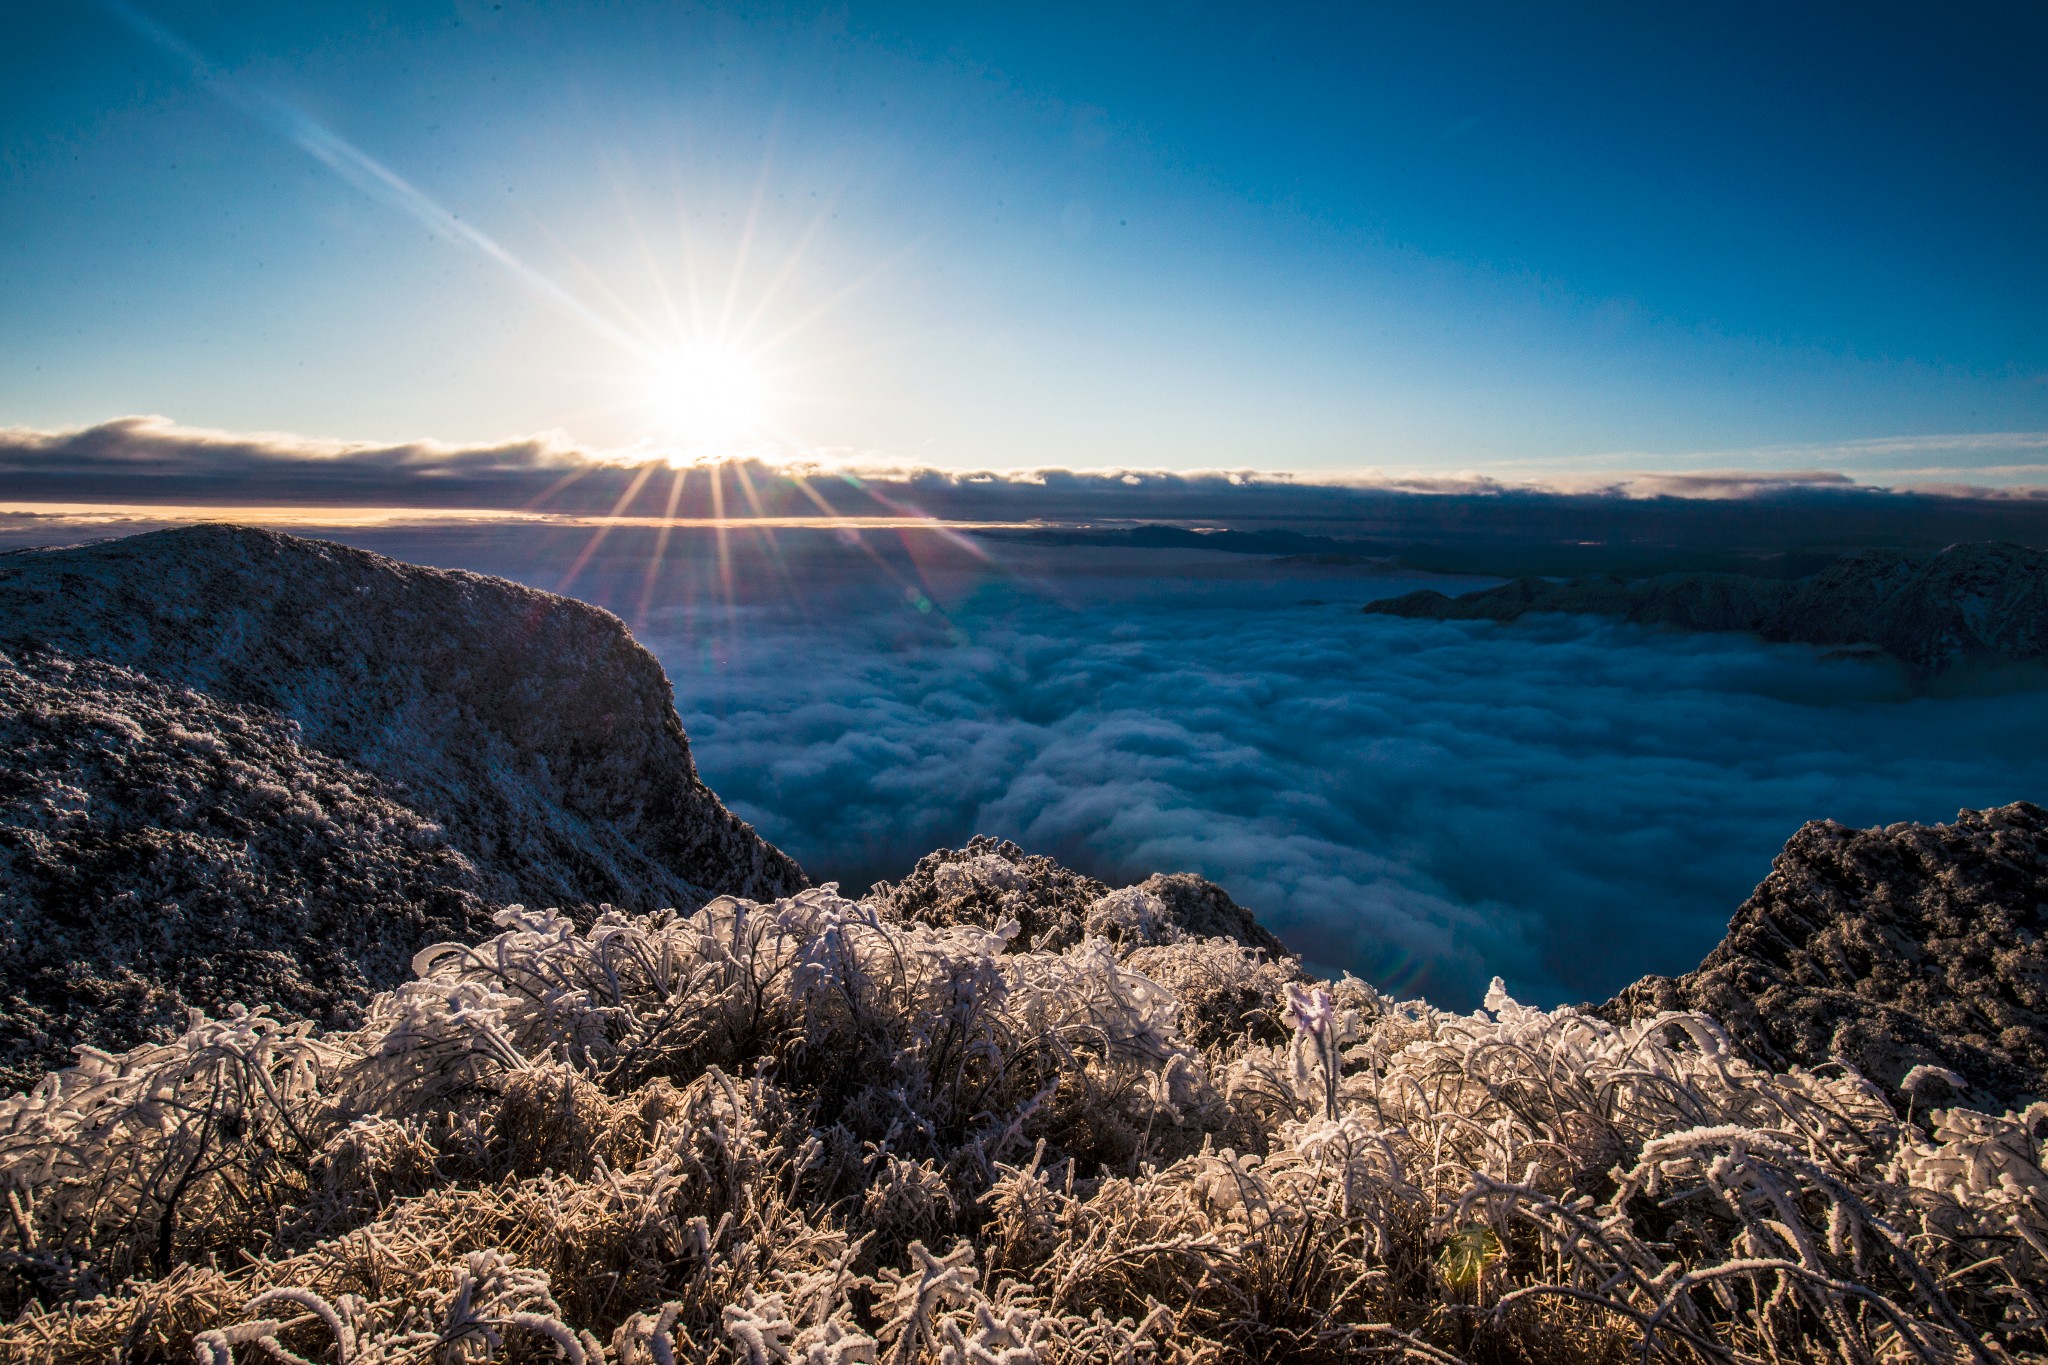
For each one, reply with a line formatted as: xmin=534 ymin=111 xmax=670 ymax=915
xmin=5 ymin=418 xmax=2048 ymax=542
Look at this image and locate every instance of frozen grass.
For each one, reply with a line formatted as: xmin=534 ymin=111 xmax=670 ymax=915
xmin=3 ymin=884 xmax=2043 ymax=1363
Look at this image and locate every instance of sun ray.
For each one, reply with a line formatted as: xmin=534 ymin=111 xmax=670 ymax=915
xmin=785 ymin=471 xmax=851 ymax=522
xmin=523 ymin=460 xmax=604 ymax=512
xmin=557 ymin=460 xmax=658 ymax=595
xmin=634 ymin=466 xmax=689 ymax=630
xmin=531 ymin=217 xmax=672 ymax=357
xmin=830 ymin=468 xmax=996 ymax=564
xmin=100 ymin=0 xmax=651 ymax=364
xmin=610 ymin=158 xmax=689 ymax=345
xmin=715 ymin=126 xmax=782 ymax=346
xmin=738 ymin=237 xmax=926 ymax=364
xmin=728 ymin=461 xmax=802 ymax=603
xmin=787 ymin=472 xmax=965 ymax=611
xmin=728 ymin=195 xmax=839 ymax=353
xmin=707 ymin=459 xmax=735 ymax=614
xmin=741 ymin=333 xmax=921 ymax=380
xmin=729 ymin=460 xmax=774 ymax=522
xmin=671 ymin=178 xmax=710 ymax=345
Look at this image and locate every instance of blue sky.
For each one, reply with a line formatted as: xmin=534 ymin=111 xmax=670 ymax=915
xmin=2 ymin=1 xmax=2043 ymax=479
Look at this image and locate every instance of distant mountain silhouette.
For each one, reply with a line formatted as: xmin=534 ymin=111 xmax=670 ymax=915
xmin=1366 ymin=541 xmax=2048 ymax=670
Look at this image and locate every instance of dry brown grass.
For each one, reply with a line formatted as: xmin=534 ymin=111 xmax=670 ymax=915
xmin=4 ymin=891 xmax=2043 ymax=1363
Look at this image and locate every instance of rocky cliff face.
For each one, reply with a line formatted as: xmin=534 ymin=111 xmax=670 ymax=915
xmin=0 ymin=526 xmax=805 ymax=909
xmin=1604 ymin=801 xmax=2048 ymax=1111
xmin=1365 ymin=540 xmax=2048 ymax=670
xmin=0 ymin=526 xmax=805 ymax=1088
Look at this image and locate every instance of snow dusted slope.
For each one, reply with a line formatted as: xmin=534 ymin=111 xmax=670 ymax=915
xmin=0 ymin=525 xmax=804 ymax=911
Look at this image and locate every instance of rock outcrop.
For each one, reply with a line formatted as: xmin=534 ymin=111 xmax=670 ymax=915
xmin=0 ymin=525 xmax=805 ymax=1088
xmin=1366 ymin=540 xmax=2048 ymax=670
xmin=1604 ymin=801 xmax=2048 ymax=1111
xmin=864 ymin=837 xmax=1303 ymax=1050
xmin=0 ymin=526 xmax=804 ymax=909
xmin=865 ymin=834 xmax=1291 ymax=959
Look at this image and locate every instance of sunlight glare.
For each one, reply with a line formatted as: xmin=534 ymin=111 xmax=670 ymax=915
xmin=642 ymin=345 xmax=767 ymax=450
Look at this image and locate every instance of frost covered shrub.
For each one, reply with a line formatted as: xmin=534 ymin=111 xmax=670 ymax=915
xmin=1122 ymin=940 xmax=1300 ymax=1051
xmin=3 ymin=886 xmax=2045 ymax=1363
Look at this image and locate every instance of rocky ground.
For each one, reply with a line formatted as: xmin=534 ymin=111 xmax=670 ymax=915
xmin=0 ymin=525 xmax=804 ymax=911
xmin=0 ymin=647 xmax=497 ymax=1091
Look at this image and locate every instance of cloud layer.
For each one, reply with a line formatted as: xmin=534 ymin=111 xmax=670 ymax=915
xmin=6 ymin=418 xmax=2048 ymax=544
xmin=5 ymin=411 xmax=2044 ymax=1011
xmin=626 ymin=550 xmax=2048 ymax=1009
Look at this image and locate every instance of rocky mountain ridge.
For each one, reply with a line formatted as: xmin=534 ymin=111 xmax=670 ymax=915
xmin=1603 ymin=800 xmax=2048 ymax=1112
xmin=0 ymin=525 xmax=804 ymax=909
xmin=1 ymin=526 xmax=2043 ymax=1115
xmin=1365 ymin=540 xmax=2048 ymax=669
xmin=0 ymin=525 xmax=805 ymax=1089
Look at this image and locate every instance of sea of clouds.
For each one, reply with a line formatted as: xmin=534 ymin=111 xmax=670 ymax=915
xmin=639 ymin=557 xmax=2048 ymax=1010
xmin=20 ymin=494 xmax=2039 ymax=1014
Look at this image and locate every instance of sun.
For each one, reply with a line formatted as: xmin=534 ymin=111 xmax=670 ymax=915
xmin=641 ymin=344 xmax=768 ymax=449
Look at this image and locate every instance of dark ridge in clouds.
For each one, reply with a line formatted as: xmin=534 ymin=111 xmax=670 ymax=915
xmin=6 ymin=419 xmax=2048 ymax=580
